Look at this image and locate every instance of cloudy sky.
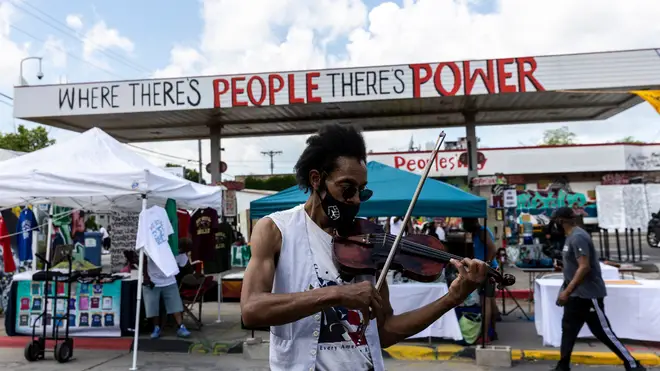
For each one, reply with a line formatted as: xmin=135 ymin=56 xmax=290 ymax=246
xmin=1 ymin=0 xmax=660 ymax=181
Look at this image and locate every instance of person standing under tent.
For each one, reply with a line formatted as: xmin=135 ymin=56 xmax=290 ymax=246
xmin=551 ymin=207 xmax=644 ymax=371
xmin=240 ymin=124 xmax=489 ymax=371
xmin=136 ymin=205 xmax=191 ymax=339
xmin=99 ymin=225 xmax=111 ymax=254
xmin=462 ymin=217 xmax=499 ymax=342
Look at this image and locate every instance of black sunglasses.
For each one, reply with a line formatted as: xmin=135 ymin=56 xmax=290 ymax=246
xmin=341 ymin=186 xmax=373 ymax=202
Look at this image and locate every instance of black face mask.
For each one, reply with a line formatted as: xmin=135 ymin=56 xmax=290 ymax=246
xmin=553 ymin=220 xmax=565 ymax=235
xmin=318 ymin=188 xmax=360 ymax=236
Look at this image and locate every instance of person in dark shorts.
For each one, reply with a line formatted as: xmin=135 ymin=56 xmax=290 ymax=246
xmin=552 ymin=207 xmax=645 ymax=371
xmin=463 ymin=217 xmax=499 ymax=342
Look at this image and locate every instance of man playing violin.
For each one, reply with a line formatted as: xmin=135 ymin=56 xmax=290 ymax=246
xmin=241 ymin=124 xmax=490 ymax=371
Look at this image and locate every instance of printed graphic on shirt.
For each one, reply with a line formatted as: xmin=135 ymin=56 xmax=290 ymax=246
xmin=195 ymin=216 xmax=213 ymax=235
xmin=20 ymin=219 xmax=32 ymax=240
xmin=313 ymin=278 xmax=368 ymax=347
xmin=310 ymin=263 xmax=372 ymax=366
xmin=150 ymin=220 xmax=168 ymax=244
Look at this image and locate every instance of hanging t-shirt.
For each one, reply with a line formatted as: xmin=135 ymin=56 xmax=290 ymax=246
xmin=177 ymin=209 xmax=191 ymax=239
xmin=190 ymin=208 xmax=219 ymax=262
xmin=1 ymin=217 xmax=15 ymax=273
xmin=204 ymin=221 xmax=235 ymax=274
xmin=136 ymin=205 xmax=178 ymax=277
xmin=304 ymin=213 xmax=373 ymax=370
xmin=165 ymin=199 xmax=179 ymax=256
xmin=17 ymin=208 xmax=38 ymax=262
xmin=231 ymin=243 xmax=251 ymax=268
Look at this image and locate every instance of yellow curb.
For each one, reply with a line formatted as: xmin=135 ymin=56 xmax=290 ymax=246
xmin=512 ymin=349 xmax=523 ymax=360
xmin=384 ymin=345 xmax=437 ymax=361
xmin=436 ymin=344 xmax=465 ymax=360
xmin=521 ymin=350 xmax=660 ymax=366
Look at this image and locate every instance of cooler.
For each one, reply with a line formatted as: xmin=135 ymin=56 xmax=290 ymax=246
xmin=83 ymin=232 xmax=103 ymax=266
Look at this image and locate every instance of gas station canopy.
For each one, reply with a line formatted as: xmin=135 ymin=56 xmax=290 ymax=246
xmin=13 ymin=48 xmax=660 ymax=142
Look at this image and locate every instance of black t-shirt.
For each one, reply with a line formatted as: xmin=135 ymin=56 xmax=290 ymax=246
xmin=204 ymin=222 xmax=235 ymax=274
xmin=190 ymin=208 xmax=219 ymax=262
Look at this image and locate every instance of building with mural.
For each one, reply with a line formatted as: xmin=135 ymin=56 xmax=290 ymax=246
xmin=367 ymin=142 xmax=660 ymax=227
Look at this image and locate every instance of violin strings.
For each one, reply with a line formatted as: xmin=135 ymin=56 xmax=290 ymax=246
xmin=372 ymin=233 xmax=500 ymax=276
xmin=372 ymin=233 xmax=459 ymax=261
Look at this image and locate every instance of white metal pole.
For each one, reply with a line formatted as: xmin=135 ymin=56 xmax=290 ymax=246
xmin=31 ymin=231 xmax=38 ymax=271
xmin=130 ymin=195 xmax=147 ymax=371
xmin=216 ymin=273 xmax=223 ymax=323
xmin=44 ymin=203 xmax=54 ymax=266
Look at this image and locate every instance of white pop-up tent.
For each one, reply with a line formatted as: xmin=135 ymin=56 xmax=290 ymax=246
xmin=0 ymin=127 xmax=223 ymax=370
xmin=0 ymin=127 xmax=221 ymax=210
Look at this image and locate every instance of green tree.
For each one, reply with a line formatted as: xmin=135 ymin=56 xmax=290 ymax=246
xmin=244 ymin=174 xmax=297 ymax=191
xmin=542 ymin=126 xmax=576 ymax=146
xmin=0 ymin=125 xmax=55 ymax=152
xmin=618 ymin=136 xmax=644 ymax=144
xmin=165 ymin=163 xmax=206 ymax=184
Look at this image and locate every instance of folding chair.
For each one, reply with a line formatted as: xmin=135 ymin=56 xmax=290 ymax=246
xmin=178 ymin=274 xmax=215 ymax=330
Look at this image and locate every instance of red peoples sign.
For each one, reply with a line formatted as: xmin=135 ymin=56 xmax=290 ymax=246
xmin=393 ymin=151 xmax=488 ymax=175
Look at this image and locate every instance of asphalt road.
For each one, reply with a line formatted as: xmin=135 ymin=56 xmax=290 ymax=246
xmin=0 ymin=349 xmax=654 ymax=371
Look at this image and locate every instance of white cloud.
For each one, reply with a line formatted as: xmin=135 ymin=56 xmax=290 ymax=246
xmin=147 ymin=0 xmax=660 ymax=177
xmin=0 ymin=2 xmax=28 ymax=91
xmin=82 ymin=20 xmax=134 ymax=70
xmin=65 ymin=14 xmax=83 ymax=30
xmin=41 ymin=35 xmax=67 ymax=68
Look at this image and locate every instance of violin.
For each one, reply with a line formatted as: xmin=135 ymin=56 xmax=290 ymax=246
xmin=333 ymin=218 xmax=516 ymax=288
xmin=331 ymin=131 xmax=514 ymax=345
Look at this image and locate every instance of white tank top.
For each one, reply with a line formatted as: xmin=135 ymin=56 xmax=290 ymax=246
xmin=267 ymin=205 xmax=385 ymax=371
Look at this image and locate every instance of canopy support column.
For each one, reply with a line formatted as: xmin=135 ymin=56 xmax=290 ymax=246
xmin=464 ymin=111 xmax=479 ymax=194
xmin=210 ymin=125 xmax=222 ymax=185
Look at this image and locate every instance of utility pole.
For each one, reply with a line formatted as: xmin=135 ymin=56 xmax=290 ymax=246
xmin=261 ymin=150 xmax=283 ymax=175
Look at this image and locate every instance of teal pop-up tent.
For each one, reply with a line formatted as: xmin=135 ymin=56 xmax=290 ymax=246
xmin=250 ymin=161 xmax=487 ymax=218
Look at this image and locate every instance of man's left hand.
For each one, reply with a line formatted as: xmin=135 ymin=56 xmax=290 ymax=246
xmin=556 ymin=290 xmax=570 ymax=306
xmin=447 ymin=258 xmax=489 ymax=305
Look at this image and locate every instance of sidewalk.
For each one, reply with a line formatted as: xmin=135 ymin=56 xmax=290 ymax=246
xmin=2 ymin=265 xmax=659 ymax=366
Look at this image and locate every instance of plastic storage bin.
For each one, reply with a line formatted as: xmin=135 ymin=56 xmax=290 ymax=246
xmin=83 ymin=232 xmax=102 ymax=266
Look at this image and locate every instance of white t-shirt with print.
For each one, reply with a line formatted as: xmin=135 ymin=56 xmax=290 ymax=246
xmin=136 ymin=205 xmax=178 ymax=278
xmin=304 ymin=213 xmax=374 ymax=371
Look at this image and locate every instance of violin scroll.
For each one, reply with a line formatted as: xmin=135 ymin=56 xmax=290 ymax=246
xmin=495 ymin=273 xmax=516 ymax=289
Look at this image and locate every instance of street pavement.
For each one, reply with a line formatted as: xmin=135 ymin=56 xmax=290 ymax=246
xmin=0 ymin=349 xmax=653 ymax=371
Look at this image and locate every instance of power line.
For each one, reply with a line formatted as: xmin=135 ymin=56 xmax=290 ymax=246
xmin=10 ymin=25 xmax=124 ymax=79
xmin=261 ymin=150 xmax=283 ymax=175
xmin=9 ymin=0 xmax=151 ymax=75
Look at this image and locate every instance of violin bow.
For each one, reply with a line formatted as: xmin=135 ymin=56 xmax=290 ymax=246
xmin=374 ymin=131 xmax=447 ymax=291
xmin=356 ymin=131 xmax=447 ymax=343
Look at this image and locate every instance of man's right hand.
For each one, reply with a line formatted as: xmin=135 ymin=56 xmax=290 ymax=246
xmin=333 ymin=281 xmax=384 ymax=323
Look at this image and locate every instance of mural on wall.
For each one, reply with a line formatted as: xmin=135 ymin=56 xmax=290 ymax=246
xmin=516 ymin=177 xmax=597 ymax=218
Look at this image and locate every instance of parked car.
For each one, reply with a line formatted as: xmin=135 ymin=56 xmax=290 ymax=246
xmin=647 ymin=212 xmax=660 ymax=248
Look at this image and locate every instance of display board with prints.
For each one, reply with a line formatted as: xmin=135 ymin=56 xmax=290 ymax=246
xmin=109 ymin=210 xmax=140 ymax=273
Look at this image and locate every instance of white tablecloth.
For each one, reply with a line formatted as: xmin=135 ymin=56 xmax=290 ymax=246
xmin=600 ymin=262 xmax=619 ymax=280
xmin=534 ymin=279 xmax=660 ymax=347
xmin=388 ymin=283 xmax=463 ymax=341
